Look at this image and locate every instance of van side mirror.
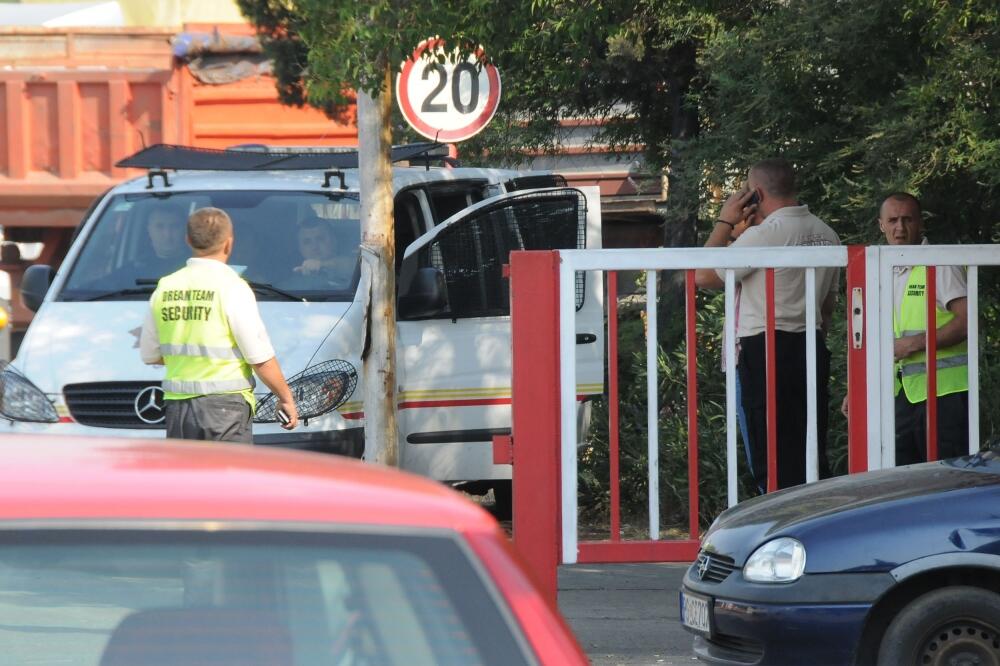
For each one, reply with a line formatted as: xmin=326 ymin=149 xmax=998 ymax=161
xmin=398 ymin=267 xmax=448 ymax=320
xmin=21 ymin=264 xmax=55 ymax=312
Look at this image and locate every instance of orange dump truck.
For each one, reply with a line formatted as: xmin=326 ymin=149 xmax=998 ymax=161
xmin=0 ymin=26 xmax=358 ymax=346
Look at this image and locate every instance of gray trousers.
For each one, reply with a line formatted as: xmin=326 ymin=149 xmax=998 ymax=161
xmin=165 ymin=393 xmax=253 ymax=443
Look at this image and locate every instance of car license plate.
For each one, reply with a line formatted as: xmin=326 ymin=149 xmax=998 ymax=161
xmin=680 ymin=590 xmax=712 ymax=636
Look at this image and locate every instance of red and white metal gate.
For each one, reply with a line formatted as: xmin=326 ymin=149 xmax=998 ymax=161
xmin=504 ymin=244 xmax=999 ymax=603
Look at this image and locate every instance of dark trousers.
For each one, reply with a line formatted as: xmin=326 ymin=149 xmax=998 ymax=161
xmin=738 ymin=331 xmax=831 ymax=492
xmin=895 ymin=391 xmax=969 ymax=465
xmin=165 ymin=394 xmax=253 ymax=443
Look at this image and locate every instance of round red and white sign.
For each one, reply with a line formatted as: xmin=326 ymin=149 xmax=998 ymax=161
xmin=396 ymin=38 xmax=501 ymax=143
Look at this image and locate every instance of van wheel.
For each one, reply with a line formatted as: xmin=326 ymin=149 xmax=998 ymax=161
xmin=877 ymin=586 xmax=1000 ymax=666
xmin=491 ymin=482 xmax=512 ymax=521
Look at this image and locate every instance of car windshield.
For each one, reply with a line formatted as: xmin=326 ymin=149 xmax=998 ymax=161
xmin=59 ymin=191 xmax=362 ymax=302
xmin=0 ymin=529 xmax=532 ymax=666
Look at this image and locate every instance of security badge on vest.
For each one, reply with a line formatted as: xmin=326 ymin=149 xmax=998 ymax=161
xmin=151 ymin=264 xmax=255 ymax=403
xmin=158 ymin=288 xmax=215 ymax=322
xmin=894 ymin=265 xmax=968 ymax=404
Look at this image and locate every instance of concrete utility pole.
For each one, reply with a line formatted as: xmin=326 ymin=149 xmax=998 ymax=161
xmin=358 ymin=66 xmax=398 ymax=466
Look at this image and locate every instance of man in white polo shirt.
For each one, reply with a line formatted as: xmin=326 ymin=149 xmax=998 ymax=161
xmin=696 ymin=158 xmax=841 ymax=491
xmin=139 ymin=207 xmax=298 ymax=442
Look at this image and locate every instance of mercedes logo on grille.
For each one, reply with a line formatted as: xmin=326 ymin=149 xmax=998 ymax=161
xmin=134 ymin=386 xmax=165 ymax=424
xmin=697 ymin=555 xmax=711 ymax=580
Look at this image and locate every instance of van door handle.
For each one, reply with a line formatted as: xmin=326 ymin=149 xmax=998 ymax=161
xmin=576 ymin=333 xmax=597 ymax=345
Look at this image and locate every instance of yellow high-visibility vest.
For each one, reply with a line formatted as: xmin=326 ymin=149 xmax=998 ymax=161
xmin=894 ymin=265 xmax=968 ymax=403
xmin=151 ymin=262 xmax=254 ymax=405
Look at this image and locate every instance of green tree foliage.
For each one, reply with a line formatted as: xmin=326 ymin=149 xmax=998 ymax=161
xmin=236 ymin=0 xmax=737 ymax=243
xmin=691 ymin=0 xmax=1000 ymax=243
xmin=236 ymin=0 xmax=999 ymax=242
xmin=581 ymin=0 xmax=1000 ymax=528
xmin=236 ymin=0 xmax=533 ymax=100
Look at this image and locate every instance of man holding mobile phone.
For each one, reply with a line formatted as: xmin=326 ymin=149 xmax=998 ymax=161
xmin=695 ymin=159 xmax=841 ymax=491
xmin=139 ymin=207 xmax=299 ymax=442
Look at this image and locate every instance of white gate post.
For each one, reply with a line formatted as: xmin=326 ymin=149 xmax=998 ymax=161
xmin=864 ymin=246 xmax=889 ymax=470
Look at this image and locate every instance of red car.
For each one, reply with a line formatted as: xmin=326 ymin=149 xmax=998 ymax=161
xmin=0 ymin=436 xmax=586 ymax=665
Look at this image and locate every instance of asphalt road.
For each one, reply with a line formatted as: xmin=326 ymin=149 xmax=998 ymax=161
xmin=559 ymin=562 xmax=700 ymax=666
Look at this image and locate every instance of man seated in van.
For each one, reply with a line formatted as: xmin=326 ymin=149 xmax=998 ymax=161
xmin=97 ymin=204 xmax=189 ymax=287
xmin=140 ymin=204 xmax=190 ymax=277
xmin=291 ymin=215 xmax=357 ymax=288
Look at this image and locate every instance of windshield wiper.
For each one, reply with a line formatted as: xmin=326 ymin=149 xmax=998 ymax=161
xmin=143 ymin=277 xmax=303 ymax=302
xmin=81 ymin=278 xmax=304 ymax=302
xmin=245 ymin=280 xmax=306 ymax=303
xmin=78 ymin=285 xmax=156 ymax=301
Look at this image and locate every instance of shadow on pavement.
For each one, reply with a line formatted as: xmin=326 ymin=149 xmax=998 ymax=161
xmin=559 ymin=563 xmax=699 ymax=666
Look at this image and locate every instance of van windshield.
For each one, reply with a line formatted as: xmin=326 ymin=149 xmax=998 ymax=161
xmin=60 ymin=191 xmax=362 ymax=302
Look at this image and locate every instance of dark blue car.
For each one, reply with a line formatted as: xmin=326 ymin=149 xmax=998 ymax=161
xmin=680 ymin=450 xmax=1000 ymax=666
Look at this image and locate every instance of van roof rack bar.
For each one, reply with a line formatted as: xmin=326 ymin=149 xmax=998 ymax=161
xmin=407 ymin=154 xmax=461 ymax=169
xmin=116 ymin=142 xmax=445 ymax=172
xmin=146 ymin=169 xmax=171 ymax=189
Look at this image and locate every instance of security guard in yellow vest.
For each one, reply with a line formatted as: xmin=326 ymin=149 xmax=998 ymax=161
xmin=140 ymin=207 xmax=298 ymax=441
xmin=881 ymin=193 xmax=969 ymax=464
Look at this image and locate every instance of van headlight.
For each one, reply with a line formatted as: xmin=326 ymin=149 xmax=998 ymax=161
xmin=254 ymin=359 xmax=358 ymax=423
xmin=743 ymin=537 xmax=806 ymax=583
xmin=0 ymin=365 xmax=58 ymax=423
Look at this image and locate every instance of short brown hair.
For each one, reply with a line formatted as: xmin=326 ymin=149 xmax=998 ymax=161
xmin=750 ymin=158 xmax=797 ymax=198
xmin=186 ymin=207 xmax=232 ymax=252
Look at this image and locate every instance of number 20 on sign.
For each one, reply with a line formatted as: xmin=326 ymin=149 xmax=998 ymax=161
xmin=396 ymin=38 xmax=501 ymax=143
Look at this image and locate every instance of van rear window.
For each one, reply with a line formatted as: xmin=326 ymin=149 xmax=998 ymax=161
xmin=60 ymin=192 xmax=362 ymax=302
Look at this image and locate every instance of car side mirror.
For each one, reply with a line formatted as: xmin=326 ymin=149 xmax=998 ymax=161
xmin=21 ymin=264 xmax=55 ymax=312
xmin=398 ymin=267 xmax=448 ymax=320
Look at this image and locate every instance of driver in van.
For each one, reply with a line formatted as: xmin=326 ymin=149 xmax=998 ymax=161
xmin=142 ymin=204 xmax=190 ymax=276
xmin=292 ymin=215 xmax=355 ymax=286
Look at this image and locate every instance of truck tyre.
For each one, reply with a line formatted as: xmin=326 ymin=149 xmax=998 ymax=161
xmin=877 ymin=586 xmax=1000 ymax=666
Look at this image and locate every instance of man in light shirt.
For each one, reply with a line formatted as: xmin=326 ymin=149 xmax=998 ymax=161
xmin=140 ymin=207 xmax=298 ymax=441
xmin=696 ymin=159 xmax=840 ymax=490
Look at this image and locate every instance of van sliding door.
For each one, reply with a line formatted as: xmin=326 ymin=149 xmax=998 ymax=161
xmin=395 ymin=187 xmax=604 ymax=483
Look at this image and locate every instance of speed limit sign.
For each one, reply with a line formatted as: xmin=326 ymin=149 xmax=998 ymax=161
xmin=396 ymin=38 xmax=501 ymax=142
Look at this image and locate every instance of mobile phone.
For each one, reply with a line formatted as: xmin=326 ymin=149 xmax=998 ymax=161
xmin=277 ymin=409 xmax=291 ymax=425
xmin=746 ymin=190 xmax=760 ymax=207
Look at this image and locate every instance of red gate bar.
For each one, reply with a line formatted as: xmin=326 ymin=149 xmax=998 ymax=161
xmin=510 ymin=250 xmax=562 ymax=604
xmin=577 ymin=540 xmax=700 ymax=563
xmin=765 ymin=268 xmax=778 ymax=492
xmin=607 ymin=271 xmax=621 ymax=541
xmin=685 ymin=270 xmax=700 ymax=539
xmin=925 ymin=265 xmax=938 ymax=461
xmin=846 ymin=246 xmax=868 ymax=473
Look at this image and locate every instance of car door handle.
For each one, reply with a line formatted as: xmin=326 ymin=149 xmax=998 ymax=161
xmin=576 ymin=333 xmax=597 ymax=345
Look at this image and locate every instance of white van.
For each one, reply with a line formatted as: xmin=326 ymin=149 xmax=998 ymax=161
xmin=0 ymin=144 xmax=604 ymax=510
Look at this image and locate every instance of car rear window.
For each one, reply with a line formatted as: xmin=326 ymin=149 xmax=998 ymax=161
xmin=0 ymin=528 xmax=533 ymax=666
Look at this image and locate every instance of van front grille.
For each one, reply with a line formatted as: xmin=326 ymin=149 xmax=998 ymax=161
xmin=64 ymin=382 xmax=165 ymax=429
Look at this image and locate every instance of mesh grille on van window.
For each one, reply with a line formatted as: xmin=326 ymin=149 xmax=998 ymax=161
xmin=419 ymin=188 xmax=587 ymax=320
xmin=64 ymin=382 xmax=165 ymax=429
